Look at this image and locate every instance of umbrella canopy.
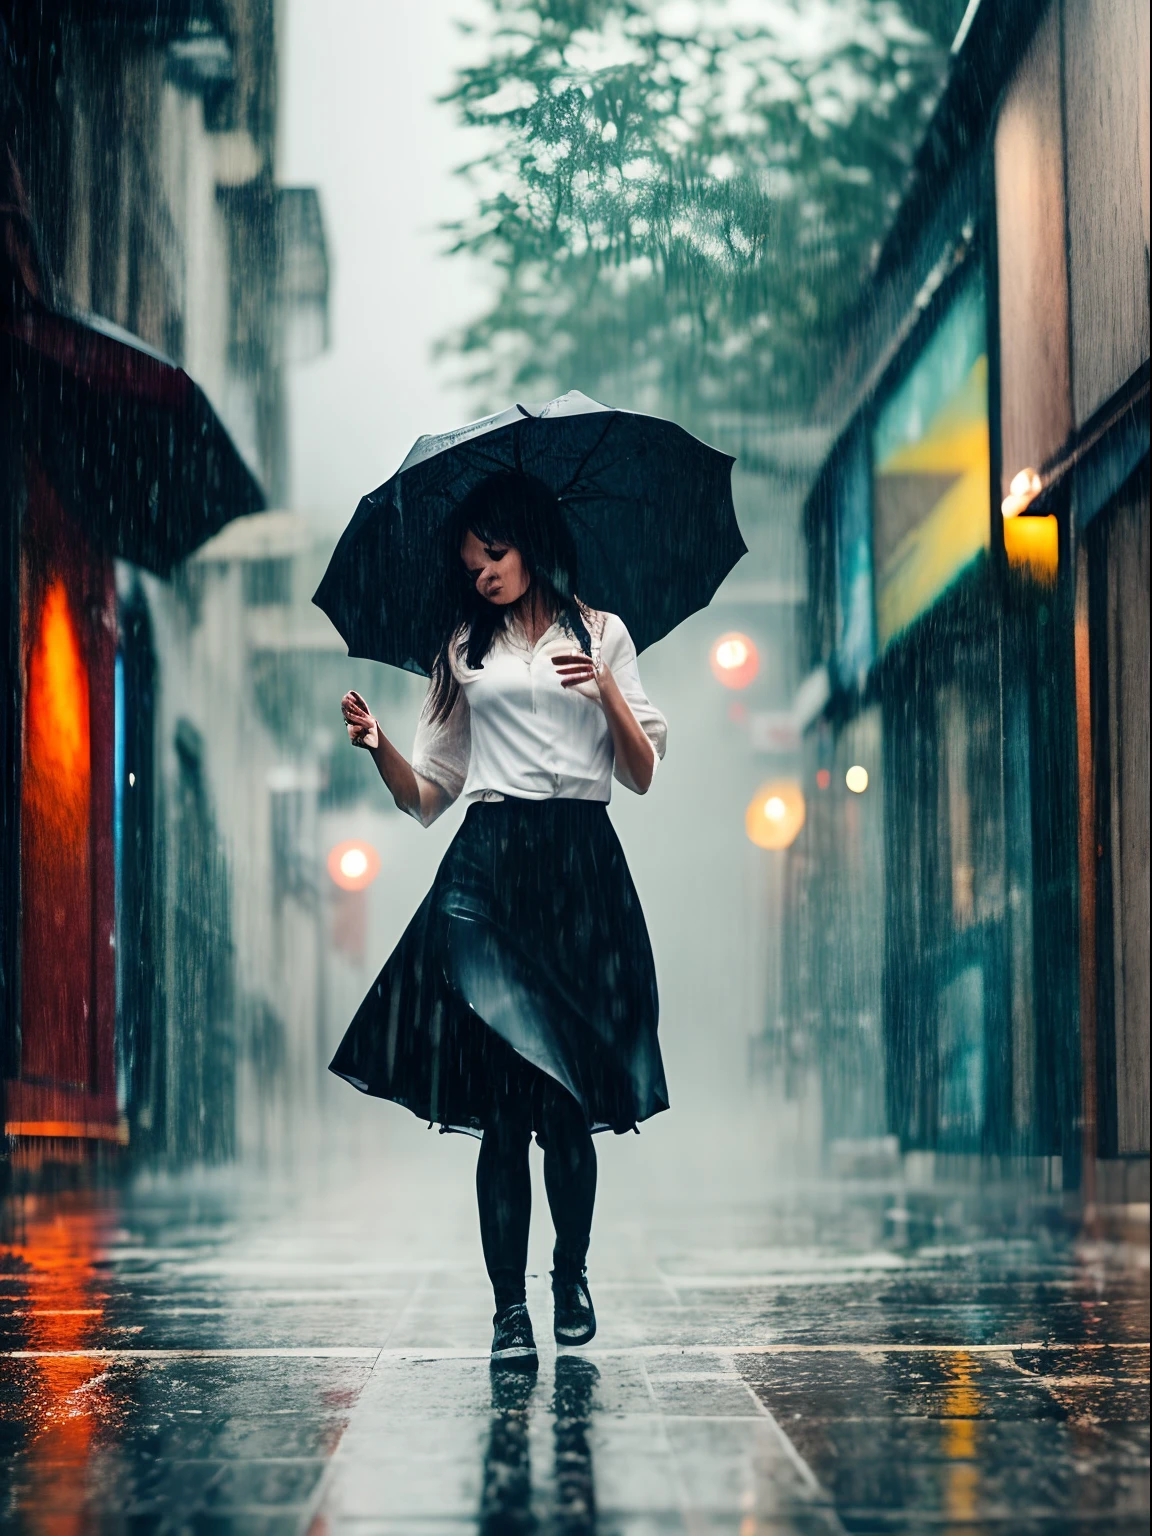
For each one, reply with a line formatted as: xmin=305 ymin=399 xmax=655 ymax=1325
xmin=313 ymin=391 xmax=744 ymax=673
xmin=2 ymin=303 xmax=265 ymax=574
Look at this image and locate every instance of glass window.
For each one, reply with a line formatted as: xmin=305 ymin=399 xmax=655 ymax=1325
xmin=871 ymin=270 xmax=990 ymax=649
xmin=834 ymin=423 xmax=875 ymax=690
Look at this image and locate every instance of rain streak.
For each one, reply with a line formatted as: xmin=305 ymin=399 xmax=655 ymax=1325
xmin=1 ymin=2 xmax=1148 ymax=1532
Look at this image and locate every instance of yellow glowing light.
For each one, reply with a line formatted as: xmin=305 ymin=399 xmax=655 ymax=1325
xmin=327 ymin=839 xmax=380 ymax=892
xmin=1003 ymin=513 xmax=1058 ymax=584
xmin=746 ymin=781 xmax=805 ymax=850
xmin=710 ymin=632 xmax=760 ymax=690
xmin=846 ymin=765 xmax=869 ymax=794
xmin=1001 ymin=467 xmax=1042 ymax=519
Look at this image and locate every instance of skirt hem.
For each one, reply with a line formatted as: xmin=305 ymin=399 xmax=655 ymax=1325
xmin=328 ymin=1062 xmax=669 ymax=1141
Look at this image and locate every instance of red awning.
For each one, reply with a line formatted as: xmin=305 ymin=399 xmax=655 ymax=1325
xmin=2 ymin=302 xmax=265 ymax=574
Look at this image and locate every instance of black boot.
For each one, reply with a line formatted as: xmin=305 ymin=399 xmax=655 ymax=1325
xmin=491 ymin=1301 xmax=539 ymax=1370
xmin=551 ymin=1267 xmax=596 ymax=1346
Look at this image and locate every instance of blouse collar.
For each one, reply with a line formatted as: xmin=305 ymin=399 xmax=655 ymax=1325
xmin=501 ymin=612 xmax=564 ymax=654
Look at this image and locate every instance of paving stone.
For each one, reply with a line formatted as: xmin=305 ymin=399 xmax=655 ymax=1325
xmin=0 ymin=1152 xmax=1146 ymax=1534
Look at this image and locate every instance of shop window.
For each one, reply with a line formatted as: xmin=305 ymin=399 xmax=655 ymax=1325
xmin=170 ymin=720 xmax=235 ymax=1161
xmin=115 ymin=583 xmax=160 ymax=1142
xmin=937 ymin=964 xmax=986 ymax=1144
xmin=938 ymin=688 xmax=975 ymax=931
xmin=833 ymin=423 xmax=875 ymax=690
xmin=871 ymin=270 xmax=990 ymax=650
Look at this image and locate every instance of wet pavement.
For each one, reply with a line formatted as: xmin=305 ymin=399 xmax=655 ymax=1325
xmin=0 ymin=1124 xmax=1147 ymax=1534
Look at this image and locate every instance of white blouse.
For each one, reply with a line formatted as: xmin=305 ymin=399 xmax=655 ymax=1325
xmin=409 ymin=609 xmax=666 ymax=824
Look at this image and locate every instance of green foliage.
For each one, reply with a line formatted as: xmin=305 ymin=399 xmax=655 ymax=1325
xmin=442 ymin=0 xmax=949 ymax=423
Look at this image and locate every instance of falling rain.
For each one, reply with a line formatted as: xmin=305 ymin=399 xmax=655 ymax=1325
xmin=1 ymin=2 xmax=1148 ymax=1532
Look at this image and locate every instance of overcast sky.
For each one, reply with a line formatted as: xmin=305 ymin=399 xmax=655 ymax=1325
xmin=279 ymin=1 xmax=492 ymax=531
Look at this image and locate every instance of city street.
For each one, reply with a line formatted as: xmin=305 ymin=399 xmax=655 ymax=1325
xmin=2 ymin=1117 xmax=1148 ymax=1534
xmin=2 ymin=1 xmax=1149 ymax=1532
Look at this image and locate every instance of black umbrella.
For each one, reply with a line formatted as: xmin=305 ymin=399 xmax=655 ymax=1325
xmin=313 ymin=391 xmax=744 ymax=674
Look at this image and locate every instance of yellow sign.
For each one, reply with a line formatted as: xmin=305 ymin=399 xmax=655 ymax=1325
xmin=873 ymin=275 xmax=991 ymax=649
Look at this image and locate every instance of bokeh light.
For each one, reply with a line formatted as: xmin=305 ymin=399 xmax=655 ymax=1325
xmin=846 ymin=765 xmax=869 ymax=794
xmin=327 ymin=839 xmax=381 ymax=891
xmin=745 ymin=781 xmax=805 ymax=850
xmin=1001 ymin=466 xmax=1042 ymax=518
xmin=340 ymin=848 xmax=368 ymax=880
xmin=816 ymin=768 xmax=831 ymax=790
xmin=710 ymin=632 xmax=759 ymax=689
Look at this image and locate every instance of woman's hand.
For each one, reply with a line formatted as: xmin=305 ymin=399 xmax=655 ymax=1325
xmin=342 ymin=689 xmax=380 ymax=750
xmin=551 ymin=652 xmax=656 ymax=793
xmin=550 ymin=652 xmax=604 ymax=692
xmin=339 ymin=691 xmax=439 ymax=823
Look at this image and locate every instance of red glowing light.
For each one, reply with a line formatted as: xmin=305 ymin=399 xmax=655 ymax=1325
xmin=816 ymin=769 xmax=831 ymax=790
xmin=710 ymin=632 xmax=759 ymax=690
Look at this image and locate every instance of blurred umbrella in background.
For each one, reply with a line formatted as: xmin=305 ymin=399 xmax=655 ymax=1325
xmin=313 ymin=389 xmax=744 ymax=673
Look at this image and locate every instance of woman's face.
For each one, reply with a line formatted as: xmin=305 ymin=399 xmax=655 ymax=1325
xmin=460 ymin=529 xmax=531 ymax=607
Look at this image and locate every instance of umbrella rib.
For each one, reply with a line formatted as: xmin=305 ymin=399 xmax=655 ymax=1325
xmin=427 ymin=442 xmax=513 ymax=487
xmin=564 ymin=504 xmax=630 ymax=603
xmin=560 ymin=488 xmax=637 ymax=505
xmin=559 ymin=416 xmax=618 ymax=498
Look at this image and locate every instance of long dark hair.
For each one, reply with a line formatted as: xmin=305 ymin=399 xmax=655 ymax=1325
xmin=427 ymin=470 xmax=592 ymax=722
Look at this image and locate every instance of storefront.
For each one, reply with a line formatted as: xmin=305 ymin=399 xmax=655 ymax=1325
xmin=2 ymin=303 xmax=262 ymax=1168
xmin=794 ymin=0 xmax=1148 ymax=1181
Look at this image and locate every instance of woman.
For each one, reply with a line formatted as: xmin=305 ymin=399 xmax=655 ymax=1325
xmin=334 ymin=469 xmax=668 ymax=1370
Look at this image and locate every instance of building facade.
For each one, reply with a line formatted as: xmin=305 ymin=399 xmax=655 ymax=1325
xmin=2 ymin=0 xmax=330 ymax=1177
xmin=792 ymin=0 xmax=1149 ymax=1198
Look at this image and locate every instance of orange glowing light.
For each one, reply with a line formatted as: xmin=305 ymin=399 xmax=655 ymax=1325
xmin=327 ymin=839 xmax=380 ymax=891
xmin=745 ymin=780 xmax=805 ymax=850
xmin=710 ymin=632 xmax=759 ymax=690
xmin=4 ymin=1121 xmax=128 ymax=1142
xmin=9 ymin=1194 xmax=116 ymax=1534
xmin=1003 ymin=513 xmax=1058 ymax=584
xmin=25 ymin=580 xmax=90 ymax=853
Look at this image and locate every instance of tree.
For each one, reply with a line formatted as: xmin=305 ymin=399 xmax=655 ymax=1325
xmin=442 ymin=0 xmax=950 ymax=426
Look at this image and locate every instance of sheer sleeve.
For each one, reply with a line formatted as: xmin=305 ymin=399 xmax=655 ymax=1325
xmin=410 ymin=682 xmax=471 ymax=824
xmin=598 ymin=613 xmax=667 ymax=792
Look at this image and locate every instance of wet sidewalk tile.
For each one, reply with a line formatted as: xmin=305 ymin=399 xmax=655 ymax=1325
xmin=0 ymin=1172 xmax=1147 ymax=1533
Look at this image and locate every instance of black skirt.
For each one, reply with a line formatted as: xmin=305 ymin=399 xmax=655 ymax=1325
xmin=329 ymin=798 xmax=669 ymax=1136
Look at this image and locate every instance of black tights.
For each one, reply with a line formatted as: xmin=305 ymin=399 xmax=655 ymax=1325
xmin=476 ymin=1074 xmax=597 ymax=1312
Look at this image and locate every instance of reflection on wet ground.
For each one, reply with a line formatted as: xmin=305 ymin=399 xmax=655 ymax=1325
xmin=0 ymin=1146 xmax=1147 ymax=1534
xmin=478 ymin=1357 xmax=599 ymax=1534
